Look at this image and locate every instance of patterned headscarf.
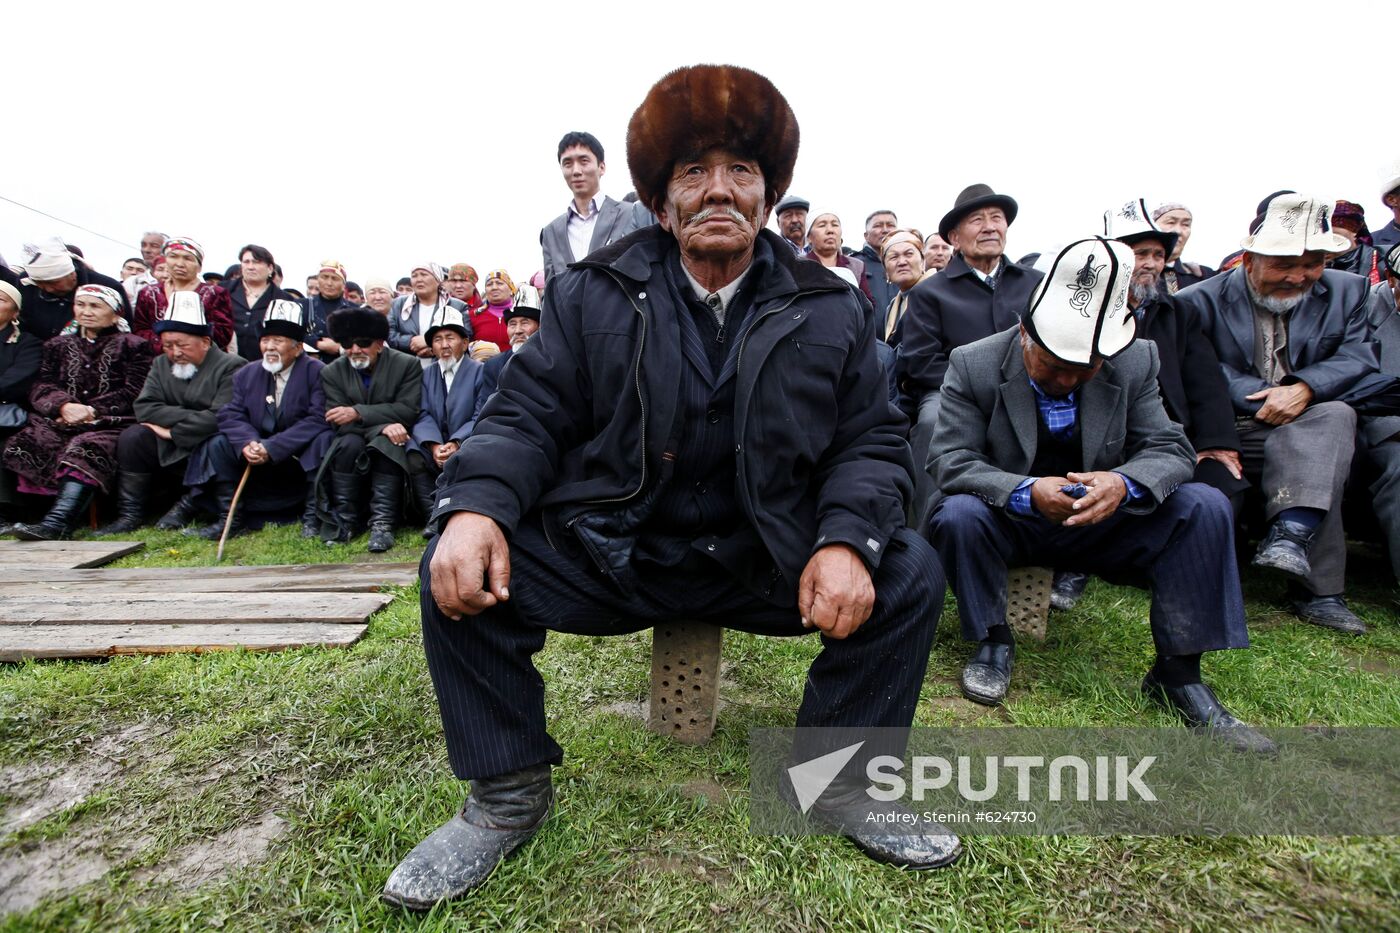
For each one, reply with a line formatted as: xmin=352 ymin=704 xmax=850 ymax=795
xmin=162 ymin=237 xmax=205 ymax=266
xmin=879 ymin=230 xmax=925 ymax=262
xmin=318 ymin=260 xmax=347 ymax=281
xmin=74 ymin=284 xmax=125 ymax=313
xmin=1151 ymin=202 xmax=1189 ymax=222
xmin=484 ymin=269 xmax=516 ymax=293
xmin=1331 ymin=200 xmax=1372 ymax=244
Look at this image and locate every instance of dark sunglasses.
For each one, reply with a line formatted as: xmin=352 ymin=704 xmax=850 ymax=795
xmin=347 ymin=337 xmax=378 ymax=349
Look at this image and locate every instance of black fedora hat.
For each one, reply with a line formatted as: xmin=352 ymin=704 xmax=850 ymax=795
xmin=938 ymin=183 xmax=1018 ymax=241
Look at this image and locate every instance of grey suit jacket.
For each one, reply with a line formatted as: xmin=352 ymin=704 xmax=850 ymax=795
xmin=930 ymin=327 xmax=1195 ymax=511
xmin=540 ymin=195 xmax=638 ymax=283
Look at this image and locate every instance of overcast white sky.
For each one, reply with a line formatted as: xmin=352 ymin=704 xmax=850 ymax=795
xmin=5 ymin=1 xmax=1398 ymax=291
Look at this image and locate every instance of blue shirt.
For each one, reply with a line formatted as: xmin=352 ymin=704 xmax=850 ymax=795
xmin=1007 ymin=377 xmax=1146 ymax=516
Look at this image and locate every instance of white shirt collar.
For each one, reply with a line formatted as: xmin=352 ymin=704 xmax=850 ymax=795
xmin=681 ymin=262 xmax=752 ymax=313
xmin=567 ymin=193 xmax=603 ymax=220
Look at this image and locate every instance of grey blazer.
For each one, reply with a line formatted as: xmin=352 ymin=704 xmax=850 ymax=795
xmin=540 ymin=195 xmax=638 ymax=283
xmin=930 ymin=327 xmax=1195 ymax=511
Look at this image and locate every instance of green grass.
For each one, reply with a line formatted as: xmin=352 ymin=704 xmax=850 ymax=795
xmin=1 ymin=526 xmax=1397 ymax=931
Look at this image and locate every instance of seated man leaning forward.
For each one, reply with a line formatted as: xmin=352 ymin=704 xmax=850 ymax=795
xmin=384 ymin=65 xmax=957 ymax=912
xmin=926 ymin=237 xmax=1273 ymax=755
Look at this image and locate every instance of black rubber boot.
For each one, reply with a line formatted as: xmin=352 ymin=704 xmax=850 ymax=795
xmin=367 ymin=470 xmax=402 ymax=553
xmin=300 ymin=479 xmax=321 ymax=538
xmin=12 ymin=481 xmax=97 ymax=541
xmin=382 ymin=765 xmax=553 ymax=911
xmin=322 ymin=470 xmax=363 ymax=545
xmin=189 ymin=481 xmax=244 ymax=541
xmin=154 ymin=491 xmax=201 ymax=530
xmin=95 ymin=471 xmax=153 ymax=536
xmin=411 ymin=471 xmax=438 ymax=538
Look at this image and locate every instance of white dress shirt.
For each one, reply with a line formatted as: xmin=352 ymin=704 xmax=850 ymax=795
xmin=567 ymin=194 xmax=604 ymax=262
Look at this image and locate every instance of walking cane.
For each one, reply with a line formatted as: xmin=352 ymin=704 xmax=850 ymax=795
xmin=216 ymin=463 xmax=253 ymax=563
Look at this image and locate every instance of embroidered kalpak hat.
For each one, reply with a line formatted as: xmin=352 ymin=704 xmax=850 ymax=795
xmin=424 ymin=304 xmax=469 ymax=341
xmin=508 ymin=285 xmax=542 ymax=322
xmin=154 ymin=291 xmax=211 ymax=337
xmin=1023 ymin=237 xmax=1137 ymax=366
xmin=1239 ymin=193 xmax=1350 ymax=256
xmin=262 ymin=299 xmax=307 ymax=341
xmin=1102 ymin=198 xmax=1179 ymax=258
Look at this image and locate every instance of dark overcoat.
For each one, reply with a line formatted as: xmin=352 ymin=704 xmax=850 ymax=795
xmin=410 ymin=357 xmax=484 ymax=456
xmin=228 ymin=281 xmax=297 ymax=361
xmin=431 ymin=227 xmax=911 ymax=606
xmin=320 ymin=348 xmax=423 ymax=474
xmin=133 ymin=347 xmax=243 ymax=467
xmin=1135 ymin=292 xmax=1240 ymax=453
xmin=0 ymin=323 xmax=42 ymax=408
xmin=217 ymin=355 xmax=334 ymax=472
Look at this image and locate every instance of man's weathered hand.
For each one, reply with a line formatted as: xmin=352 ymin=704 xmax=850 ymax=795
xmin=1029 ymin=475 xmax=1077 ymax=523
xmin=325 ymin=405 xmax=360 ymax=426
xmin=141 ymin=422 xmax=173 ymax=441
xmin=1246 ymin=383 xmax=1313 ymax=425
xmin=1062 ymin=471 xmax=1127 ymax=527
xmin=316 ymin=337 xmax=342 ymax=355
xmin=409 ymin=335 xmax=428 ymax=354
xmin=1196 ymin=448 xmax=1243 ymax=479
xmin=430 ymin=511 xmax=511 ymax=620
xmin=241 ymin=440 xmax=269 ymax=464
xmin=797 ymin=543 xmax=875 ymax=640
xmin=381 ymin=422 xmax=409 ymax=445
xmin=59 ymin=402 xmax=92 ymax=424
xmin=433 ymin=441 xmax=458 ymax=466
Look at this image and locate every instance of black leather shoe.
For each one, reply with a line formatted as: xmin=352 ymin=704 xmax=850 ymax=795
xmin=95 ymin=471 xmax=153 ymax=535
xmin=1252 ymin=519 xmax=1316 ymax=578
xmin=366 ymin=470 xmax=402 ymax=553
xmin=299 ymin=480 xmax=320 ymax=539
xmin=1050 ymin=571 xmax=1090 ymax=611
xmin=188 ymin=481 xmax=243 ymax=541
xmin=12 ymin=481 xmax=95 ymax=541
xmin=154 ymin=491 xmax=200 ymax=530
xmin=1289 ymin=594 xmax=1367 ymax=635
xmin=382 ymin=765 xmax=553 ymax=911
xmin=778 ymin=773 xmax=961 ymax=870
xmin=960 ymin=641 xmax=1014 ymax=706
xmin=322 ymin=470 xmax=363 ymax=545
xmin=1141 ymin=673 xmax=1277 ymax=756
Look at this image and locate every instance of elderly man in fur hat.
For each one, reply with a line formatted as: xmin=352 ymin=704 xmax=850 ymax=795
xmin=96 ymin=295 xmax=244 ymax=534
xmin=383 ymin=65 xmax=957 ymax=911
xmin=317 ymin=306 xmax=423 ymax=551
xmin=196 ymin=301 xmax=334 ymax=539
xmin=1176 ymin=193 xmax=1388 ymax=635
xmin=927 ymin=237 xmax=1272 ymax=754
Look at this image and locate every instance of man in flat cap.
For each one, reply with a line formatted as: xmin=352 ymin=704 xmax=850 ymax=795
xmin=316 ymin=306 xmax=423 ymax=551
xmin=927 ymin=237 xmax=1271 ymax=754
xmin=384 ymin=64 xmax=956 ymax=911
xmin=1176 ymin=193 xmax=1385 ymax=634
xmin=773 ymin=193 xmax=810 ymax=255
xmin=896 ymin=184 xmax=1044 ymax=526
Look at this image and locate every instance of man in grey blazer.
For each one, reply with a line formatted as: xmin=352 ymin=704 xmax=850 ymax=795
xmin=928 ymin=237 xmax=1271 ymax=754
xmin=539 ymin=131 xmax=639 ymax=284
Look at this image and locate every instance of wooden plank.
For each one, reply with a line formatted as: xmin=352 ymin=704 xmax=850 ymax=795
xmin=0 ymin=563 xmax=418 ymax=593
xmin=0 ymin=622 xmax=368 ymax=661
xmin=0 ymin=540 xmax=144 ymax=569
xmin=0 ymin=591 xmax=393 ymax=626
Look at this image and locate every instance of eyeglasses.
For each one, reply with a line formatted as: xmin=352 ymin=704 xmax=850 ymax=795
xmin=347 ymin=338 xmax=377 ymax=349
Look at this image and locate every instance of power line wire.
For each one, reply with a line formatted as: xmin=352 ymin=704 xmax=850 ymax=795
xmin=0 ymin=194 xmax=140 ymax=250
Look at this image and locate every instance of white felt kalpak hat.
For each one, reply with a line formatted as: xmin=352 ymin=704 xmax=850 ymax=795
xmin=1024 ymin=237 xmax=1137 ymax=366
xmin=1380 ymin=159 xmax=1400 ymax=200
xmin=154 ymin=291 xmax=210 ymax=336
xmin=423 ymin=303 xmax=468 ymax=340
xmin=262 ymin=299 xmax=307 ymax=341
xmin=1102 ymin=198 xmax=1179 ymax=258
xmin=1239 ymin=193 xmax=1350 ymax=256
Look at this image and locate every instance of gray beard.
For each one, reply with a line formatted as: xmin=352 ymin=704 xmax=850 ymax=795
xmin=1131 ymin=278 xmax=1160 ymax=305
xmin=349 ymin=357 xmax=371 ymax=371
xmin=1245 ymin=277 xmax=1304 ymax=316
xmin=171 ymin=362 xmax=198 ymax=381
xmin=437 ymin=356 xmax=460 ymax=376
xmin=261 ymin=356 xmax=284 ymax=374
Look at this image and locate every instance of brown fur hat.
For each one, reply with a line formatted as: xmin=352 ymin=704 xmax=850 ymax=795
xmin=626 ymin=64 xmax=799 ymax=215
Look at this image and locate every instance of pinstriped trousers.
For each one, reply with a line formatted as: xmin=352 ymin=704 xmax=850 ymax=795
xmin=419 ymin=523 xmax=945 ymax=781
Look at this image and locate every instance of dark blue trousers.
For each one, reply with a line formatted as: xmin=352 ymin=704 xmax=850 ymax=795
xmin=201 ymin=433 xmax=309 ymax=511
xmin=927 ymin=483 xmax=1248 ymax=656
xmin=420 ymin=522 xmax=944 ymax=781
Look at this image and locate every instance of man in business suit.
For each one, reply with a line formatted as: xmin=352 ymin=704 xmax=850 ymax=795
xmin=409 ymin=305 xmax=483 ymax=533
xmin=539 ymin=131 xmax=639 ymax=285
xmin=927 ymin=236 xmax=1271 ymax=754
xmin=1177 ymin=193 xmax=1383 ymax=635
xmin=197 ymin=300 xmax=334 ymax=539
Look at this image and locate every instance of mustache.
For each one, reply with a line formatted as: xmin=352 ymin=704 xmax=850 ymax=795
xmin=683 ymin=206 xmax=751 ymax=228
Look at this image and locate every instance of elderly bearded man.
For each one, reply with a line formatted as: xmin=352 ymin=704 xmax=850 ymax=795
xmin=317 ymin=307 xmax=423 ymax=551
xmin=896 ymin=184 xmax=1044 ymax=526
xmin=198 ymin=301 xmax=334 ymax=539
xmin=1176 ymin=193 xmax=1382 ymax=634
xmin=472 ymin=287 xmax=543 ymax=419
xmin=382 ymin=65 xmax=956 ymax=912
xmin=927 ymin=237 xmax=1272 ymax=754
xmin=97 ymin=296 xmax=243 ymax=534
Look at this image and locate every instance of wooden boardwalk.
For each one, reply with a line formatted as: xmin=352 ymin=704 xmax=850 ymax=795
xmin=0 ymin=541 xmax=415 ymax=661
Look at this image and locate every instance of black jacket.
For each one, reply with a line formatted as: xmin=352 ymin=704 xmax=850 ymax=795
xmin=895 ymin=253 xmax=1043 ymax=405
xmin=0 ymin=265 xmax=131 ymax=341
xmin=228 ymin=280 xmax=296 ymax=360
xmin=432 ymin=227 xmax=912 ymax=605
xmin=854 ymin=243 xmax=899 ymax=317
xmin=1136 ymin=292 xmax=1240 ymax=452
xmin=0 ymin=323 xmax=42 ymax=406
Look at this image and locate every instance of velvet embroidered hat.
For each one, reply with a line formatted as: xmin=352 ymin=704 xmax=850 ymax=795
xmin=1239 ymin=193 xmax=1351 ymax=256
xmin=1023 ymin=236 xmax=1137 ymax=366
